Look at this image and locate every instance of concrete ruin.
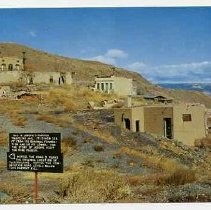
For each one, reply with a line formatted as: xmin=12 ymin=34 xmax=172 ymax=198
xmin=114 ymin=103 xmax=207 ymax=146
xmin=0 ymin=56 xmax=73 ymax=86
xmin=93 ymin=75 xmax=137 ymax=96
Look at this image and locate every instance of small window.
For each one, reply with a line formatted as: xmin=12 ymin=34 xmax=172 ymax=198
xmin=110 ymin=83 xmax=113 ymax=90
xmin=182 ymin=114 xmax=192 ymax=122
xmin=97 ymin=83 xmax=100 ymax=90
xmin=8 ymin=64 xmax=13 ymax=71
xmin=105 ymin=83 xmax=109 ymax=90
xmin=101 ymin=83 xmax=104 ymax=91
xmin=49 ymin=76 xmax=53 ymax=83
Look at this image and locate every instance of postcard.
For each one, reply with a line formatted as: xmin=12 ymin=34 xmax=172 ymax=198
xmin=0 ymin=1 xmax=210 ymax=208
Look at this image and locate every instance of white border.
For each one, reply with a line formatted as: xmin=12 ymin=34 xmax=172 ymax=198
xmin=0 ymin=0 xmax=211 ymax=8
xmin=0 ymin=1 xmax=211 ymax=210
xmin=1 ymin=203 xmax=211 ymax=210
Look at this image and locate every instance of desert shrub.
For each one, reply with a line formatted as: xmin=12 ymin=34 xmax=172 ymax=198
xmin=61 ymin=137 xmax=77 ymax=154
xmin=158 ymin=168 xmax=196 ymax=186
xmin=195 ymin=137 xmax=211 ymax=149
xmin=59 ymin=168 xmax=132 ymax=203
xmin=93 ymin=144 xmax=104 ymax=152
xmin=81 ymin=160 xmax=94 ymax=168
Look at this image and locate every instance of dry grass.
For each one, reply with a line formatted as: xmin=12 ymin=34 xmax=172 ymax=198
xmin=0 ymin=181 xmax=30 ymax=201
xmin=126 ymin=173 xmax=168 ymax=186
xmin=118 ymin=146 xmax=187 ymax=173
xmin=160 ymin=168 xmax=196 ymax=186
xmin=44 ymin=85 xmax=118 ymax=112
xmin=0 ymin=100 xmax=27 ymax=127
xmin=37 ymin=114 xmax=70 ymax=127
xmin=76 ymin=123 xmax=117 ymax=144
xmin=0 ymin=128 xmax=8 ymax=146
xmin=6 ymin=110 xmax=27 ymax=127
xmin=0 ymin=160 xmax=6 ymax=170
xmin=126 ymin=168 xmax=196 ymax=187
xmin=59 ymin=167 xmax=132 ymax=203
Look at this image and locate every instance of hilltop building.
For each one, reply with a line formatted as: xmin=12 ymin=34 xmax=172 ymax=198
xmin=114 ymin=103 xmax=207 ymax=146
xmin=0 ymin=55 xmax=72 ymax=85
xmin=94 ymin=75 xmax=136 ymax=96
xmin=25 ymin=71 xmax=72 ymax=85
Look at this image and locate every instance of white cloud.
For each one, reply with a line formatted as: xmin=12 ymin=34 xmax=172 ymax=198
xmin=105 ymin=49 xmax=128 ymax=59
xmin=127 ymin=61 xmax=146 ymax=70
xmin=127 ymin=60 xmax=211 ymax=83
xmin=29 ymin=31 xmax=37 ymax=37
xmin=84 ymin=48 xmax=127 ymax=65
xmin=89 ymin=55 xmax=116 ymax=65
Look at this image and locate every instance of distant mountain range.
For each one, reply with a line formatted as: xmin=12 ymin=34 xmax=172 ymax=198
xmin=158 ymin=83 xmax=211 ymax=95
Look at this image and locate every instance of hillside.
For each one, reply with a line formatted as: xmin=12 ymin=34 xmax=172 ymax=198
xmin=0 ymin=65 xmax=210 ymax=203
xmin=0 ymin=42 xmax=157 ymax=94
xmin=1 ymin=42 xmax=211 ymax=108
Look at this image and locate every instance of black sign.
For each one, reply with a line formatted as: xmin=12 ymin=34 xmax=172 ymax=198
xmin=9 ymin=133 xmax=61 ymax=153
xmin=7 ymin=152 xmax=63 ymax=173
xmin=7 ymin=133 xmax=63 ymax=173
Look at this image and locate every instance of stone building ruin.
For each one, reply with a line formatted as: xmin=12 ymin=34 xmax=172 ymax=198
xmin=0 ymin=53 xmax=72 ymax=86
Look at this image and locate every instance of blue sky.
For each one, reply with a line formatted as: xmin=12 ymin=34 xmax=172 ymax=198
xmin=0 ymin=7 xmax=211 ymax=83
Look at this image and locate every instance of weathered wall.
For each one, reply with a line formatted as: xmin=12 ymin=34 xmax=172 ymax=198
xmin=0 ymin=57 xmax=23 ymax=71
xmin=0 ymin=70 xmax=72 ymax=86
xmin=173 ymin=104 xmax=207 ymax=145
xmin=0 ymin=71 xmax=22 ymax=84
xmin=113 ymin=107 xmax=145 ymax=132
xmin=114 ymin=77 xmax=134 ymax=96
xmin=144 ymin=106 xmax=173 ymax=136
xmin=113 ymin=108 xmax=132 ymax=130
xmin=31 ymin=71 xmax=72 ymax=85
xmin=113 ymin=104 xmax=207 ymax=146
xmin=95 ymin=76 xmax=135 ymax=96
xmin=131 ymin=107 xmax=145 ymax=132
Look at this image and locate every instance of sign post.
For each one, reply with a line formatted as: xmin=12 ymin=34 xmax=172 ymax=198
xmin=34 ymin=172 xmax=38 ymax=204
xmin=7 ymin=133 xmax=63 ymax=204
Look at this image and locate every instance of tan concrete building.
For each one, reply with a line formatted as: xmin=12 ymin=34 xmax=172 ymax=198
xmin=25 ymin=71 xmax=72 ymax=85
xmin=0 ymin=56 xmax=72 ymax=85
xmin=114 ymin=103 xmax=207 ymax=146
xmin=94 ymin=76 xmax=136 ymax=96
xmin=1 ymin=56 xmax=23 ymax=71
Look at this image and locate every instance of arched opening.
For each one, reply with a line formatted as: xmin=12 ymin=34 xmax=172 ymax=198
xmin=15 ymin=64 xmax=20 ymax=70
xmin=8 ymin=64 xmax=13 ymax=71
xmin=1 ymin=64 xmax=6 ymax=71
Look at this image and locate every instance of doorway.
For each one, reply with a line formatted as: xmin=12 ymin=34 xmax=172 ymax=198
xmin=135 ymin=120 xmax=140 ymax=132
xmin=124 ymin=118 xmax=131 ymax=130
xmin=163 ymin=118 xmax=172 ymax=139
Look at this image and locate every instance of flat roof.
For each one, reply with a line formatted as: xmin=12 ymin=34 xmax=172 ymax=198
xmin=113 ymin=103 xmax=205 ymax=110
